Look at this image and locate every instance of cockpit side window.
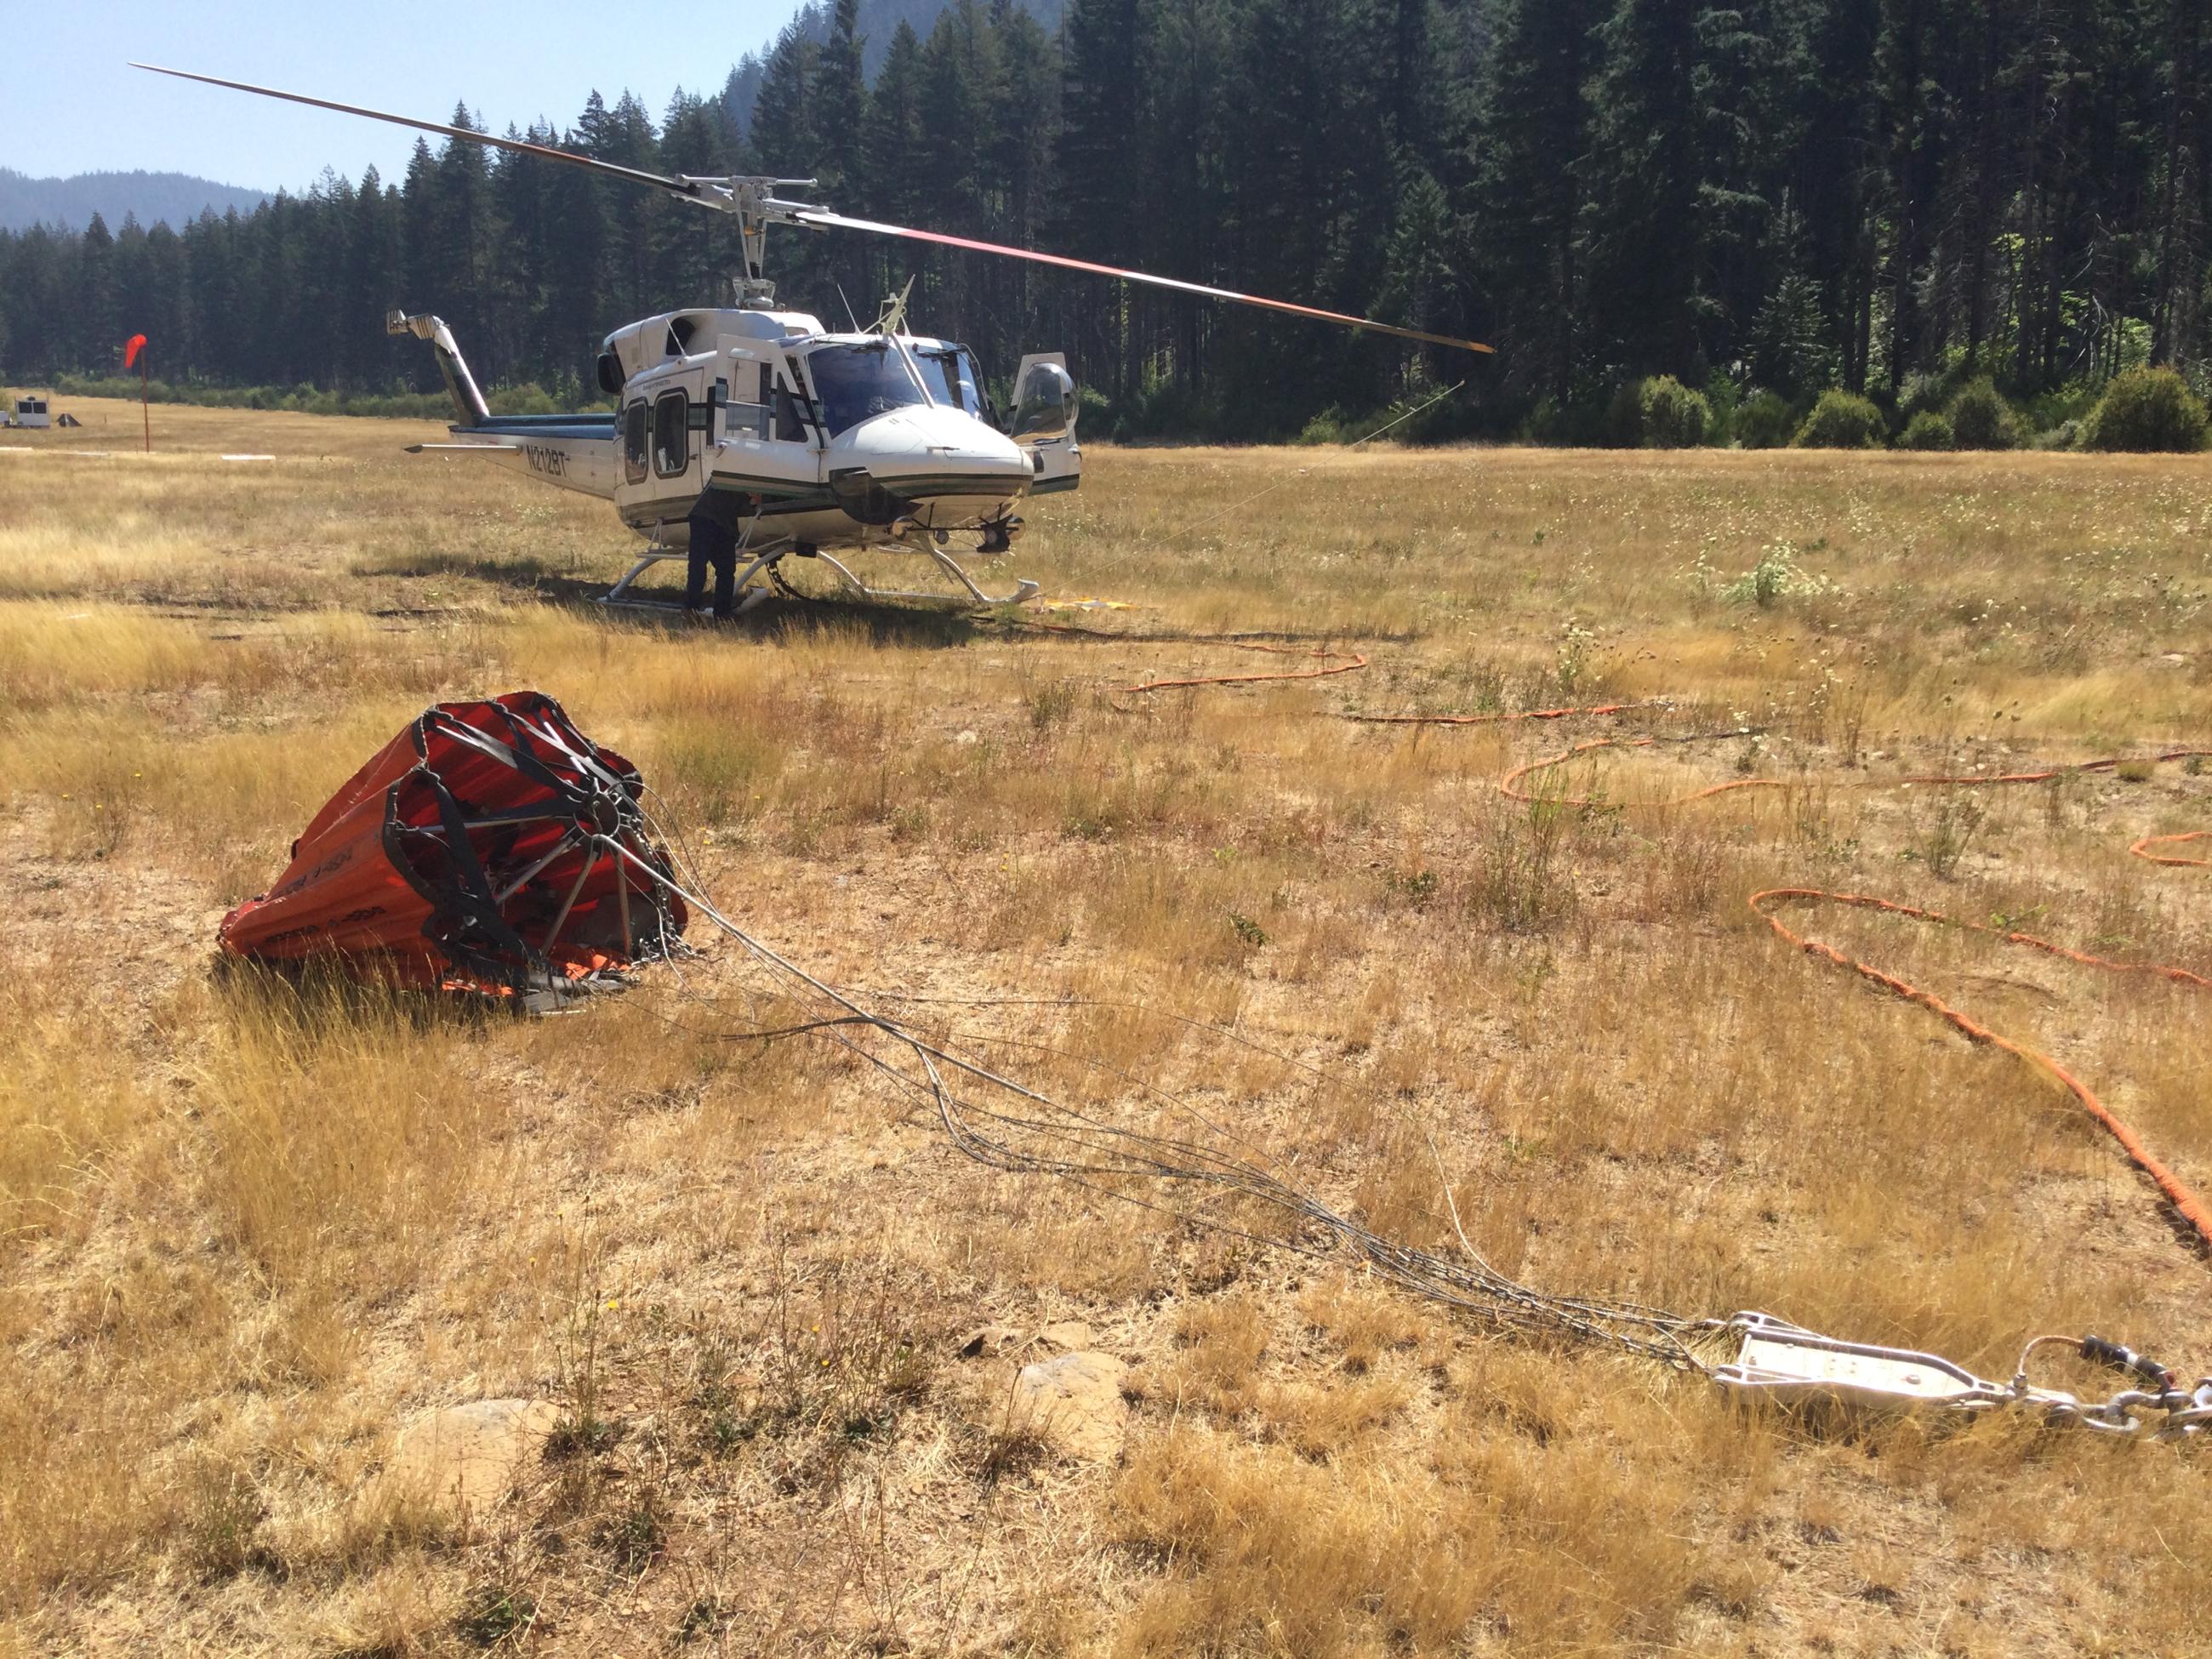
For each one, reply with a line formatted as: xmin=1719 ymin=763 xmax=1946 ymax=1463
xmin=953 ymin=349 xmax=990 ymax=420
xmin=913 ymin=352 xmax=957 ymax=408
xmin=915 ymin=346 xmax=990 ymax=419
xmin=761 ymin=362 xmax=810 ymax=442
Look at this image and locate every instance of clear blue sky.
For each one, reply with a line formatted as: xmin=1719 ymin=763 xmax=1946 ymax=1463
xmin=3 ymin=1 xmax=798 ymax=191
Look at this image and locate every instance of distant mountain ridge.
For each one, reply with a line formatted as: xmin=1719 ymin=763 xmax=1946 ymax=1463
xmin=0 ymin=168 xmax=270 ymax=233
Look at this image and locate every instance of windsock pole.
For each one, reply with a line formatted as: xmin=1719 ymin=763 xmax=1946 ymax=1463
xmin=124 ymin=334 xmax=150 ymax=452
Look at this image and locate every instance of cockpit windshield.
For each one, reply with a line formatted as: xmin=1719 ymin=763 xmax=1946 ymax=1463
xmin=804 ymin=342 xmax=932 ymax=435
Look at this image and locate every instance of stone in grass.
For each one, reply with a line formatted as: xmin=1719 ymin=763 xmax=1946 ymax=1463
xmin=382 ymin=1399 xmax=562 ymax=1517
xmin=1012 ymin=1352 xmax=1128 ymax=1460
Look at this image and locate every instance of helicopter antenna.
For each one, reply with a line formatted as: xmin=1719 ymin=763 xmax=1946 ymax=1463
xmin=833 ymin=282 xmax=862 ymax=332
xmin=869 ymin=278 xmax=916 ymax=337
xmin=132 ymin=63 xmax=1494 ymax=351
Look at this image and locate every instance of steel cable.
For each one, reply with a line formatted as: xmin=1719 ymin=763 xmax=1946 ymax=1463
xmin=615 ymin=802 xmax=1728 ymax=1370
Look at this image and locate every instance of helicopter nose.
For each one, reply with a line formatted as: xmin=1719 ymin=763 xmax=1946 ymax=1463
xmin=828 ymin=404 xmax=1032 ymax=494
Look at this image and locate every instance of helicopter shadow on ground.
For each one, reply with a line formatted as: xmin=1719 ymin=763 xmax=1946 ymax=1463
xmin=378 ymin=547 xmax=1424 ymax=651
xmin=428 ymin=549 xmax=990 ymax=650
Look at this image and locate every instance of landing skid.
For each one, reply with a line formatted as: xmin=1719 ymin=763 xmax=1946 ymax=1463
xmin=598 ymin=538 xmax=795 ymax=617
xmin=597 ymin=536 xmax=1038 ymax=616
xmin=784 ymin=546 xmax=1040 ymax=609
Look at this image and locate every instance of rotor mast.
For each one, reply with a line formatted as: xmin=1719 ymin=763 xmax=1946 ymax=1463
xmin=675 ymin=176 xmax=827 ymax=309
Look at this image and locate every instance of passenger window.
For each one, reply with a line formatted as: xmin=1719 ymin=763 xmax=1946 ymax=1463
xmin=653 ymin=391 xmax=688 ymax=476
xmin=623 ymin=401 xmax=648 ymax=484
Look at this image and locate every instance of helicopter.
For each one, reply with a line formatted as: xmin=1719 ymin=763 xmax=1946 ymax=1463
xmin=134 ymin=63 xmax=1492 ymax=616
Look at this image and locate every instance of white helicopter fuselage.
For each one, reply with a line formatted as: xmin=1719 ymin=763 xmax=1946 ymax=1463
xmin=419 ymin=305 xmax=1079 ymax=557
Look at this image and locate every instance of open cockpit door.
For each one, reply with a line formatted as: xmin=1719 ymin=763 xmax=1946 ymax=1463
xmin=1008 ymin=353 xmax=1080 ymax=494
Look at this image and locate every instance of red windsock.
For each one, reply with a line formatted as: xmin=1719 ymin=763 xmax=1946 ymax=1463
xmin=124 ymin=334 xmax=147 ymax=368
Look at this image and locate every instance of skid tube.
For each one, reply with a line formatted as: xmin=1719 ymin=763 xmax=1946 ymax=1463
xmin=599 ymin=533 xmax=795 ymax=618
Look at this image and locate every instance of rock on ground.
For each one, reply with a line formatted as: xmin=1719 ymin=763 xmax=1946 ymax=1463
xmin=1012 ymin=1352 xmax=1128 ymax=1460
xmin=380 ymin=1398 xmax=562 ymax=1517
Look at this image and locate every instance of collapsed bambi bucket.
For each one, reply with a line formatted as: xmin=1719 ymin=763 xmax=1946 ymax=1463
xmin=219 ymin=691 xmax=687 ymax=995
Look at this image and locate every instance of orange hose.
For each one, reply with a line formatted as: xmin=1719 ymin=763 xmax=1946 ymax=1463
xmin=1895 ymin=749 xmax=2212 ymax=786
xmin=1500 ymin=735 xmax=1796 ymax=805
xmin=1115 ymin=641 xmax=1369 ymax=694
xmin=1503 ymin=737 xmax=2212 ymax=808
xmin=1748 ymin=888 xmax=2212 ymax=1251
xmin=1342 ymin=699 xmax=1657 ymax=726
xmin=2133 ymin=830 xmax=2212 ymax=868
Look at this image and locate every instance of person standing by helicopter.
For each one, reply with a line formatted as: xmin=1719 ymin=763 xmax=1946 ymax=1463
xmin=683 ymin=488 xmax=744 ymax=621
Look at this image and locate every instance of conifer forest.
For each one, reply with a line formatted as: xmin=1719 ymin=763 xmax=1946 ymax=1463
xmin=5 ymin=0 xmax=2211 ymax=440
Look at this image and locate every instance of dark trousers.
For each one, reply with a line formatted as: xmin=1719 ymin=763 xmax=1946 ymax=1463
xmin=684 ymin=512 xmax=738 ymax=617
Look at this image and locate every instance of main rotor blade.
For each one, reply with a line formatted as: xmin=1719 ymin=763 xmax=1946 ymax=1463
xmin=129 ymin=63 xmax=699 ymax=199
xmin=794 ymin=210 xmax=1494 ymax=356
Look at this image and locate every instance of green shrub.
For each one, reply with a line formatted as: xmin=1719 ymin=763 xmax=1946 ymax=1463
xmin=1896 ymin=370 xmax=1956 ymax=428
xmin=2021 ymin=380 xmax=2103 ymax=434
xmin=1525 ymin=394 xmax=1611 ymax=447
xmin=1734 ymin=390 xmax=1796 ymax=450
xmin=1297 ymin=405 xmax=1358 ymax=444
xmin=1645 ymin=375 xmax=1711 ymax=448
xmin=1607 ymin=375 xmax=1711 ymax=448
xmin=1900 ymin=411 xmax=1954 ymax=451
xmin=2030 ymin=419 xmax=2081 ymax=452
xmin=2082 ymin=367 xmax=2209 ymax=452
xmin=1793 ymin=389 xmax=1886 ymax=449
xmin=1945 ymin=377 xmax=2016 ymax=449
xmin=1702 ymin=371 xmax=1740 ymax=439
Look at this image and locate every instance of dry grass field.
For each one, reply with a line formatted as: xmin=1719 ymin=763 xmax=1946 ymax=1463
xmin=3 ymin=389 xmax=2210 ymax=1656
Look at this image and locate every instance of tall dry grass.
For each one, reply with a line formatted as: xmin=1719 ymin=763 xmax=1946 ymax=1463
xmin=1 ymin=408 xmax=2209 ymax=1653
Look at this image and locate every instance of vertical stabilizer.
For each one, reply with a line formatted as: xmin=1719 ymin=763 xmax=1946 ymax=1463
xmin=386 ymin=310 xmax=492 ymax=427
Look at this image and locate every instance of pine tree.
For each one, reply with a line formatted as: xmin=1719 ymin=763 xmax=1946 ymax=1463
xmin=815 ymin=0 xmax=876 ymax=316
xmin=399 ymin=137 xmax=442 ymax=385
xmin=342 ymin=167 xmax=402 ymax=388
xmin=1055 ymin=0 xmax=1142 ymax=268
xmin=1796 ymin=0 xmax=1882 ymax=391
xmin=1579 ymin=0 xmax=1703 ymax=379
xmin=655 ymin=93 xmax=741 ymax=311
xmin=1689 ymin=0 xmax=1802 ymax=371
xmin=590 ymin=93 xmax=664 ymax=322
xmin=1377 ymin=161 xmax=1462 ymax=385
xmin=544 ymin=99 xmax=613 ymax=371
xmin=865 ymin=22 xmax=935 ymax=226
xmin=1470 ymin=0 xmax=1602 ymax=403
xmin=751 ymin=27 xmax=827 ymax=305
xmin=817 ymin=0 xmax=869 ymax=198
xmin=750 ymin=25 xmax=820 ymax=178
xmin=1748 ymin=267 xmax=1838 ymax=398
xmin=76 ymin=212 xmax=117 ymax=373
